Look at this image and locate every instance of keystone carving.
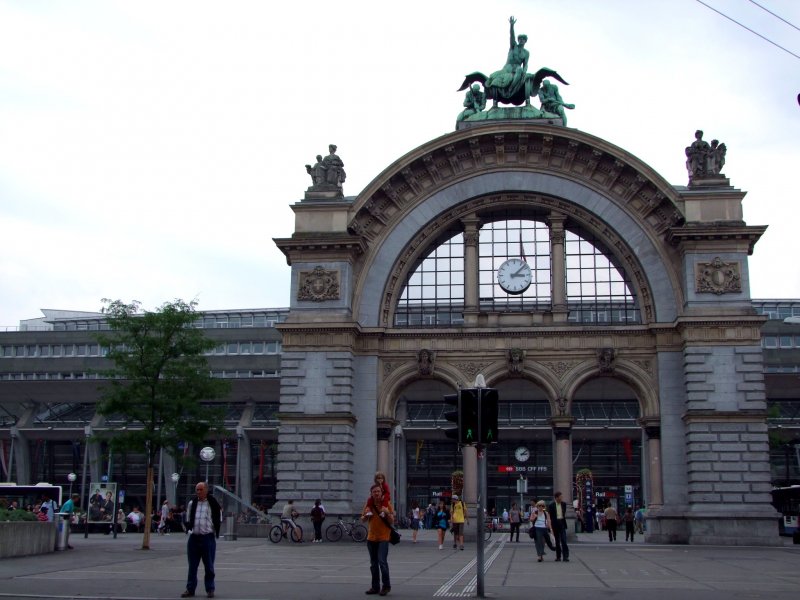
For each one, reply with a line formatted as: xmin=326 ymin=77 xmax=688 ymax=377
xmin=598 ymin=348 xmax=616 ymax=374
xmin=508 ymin=348 xmax=525 ymax=374
xmin=417 ymin=349 xmax=435 ymax=376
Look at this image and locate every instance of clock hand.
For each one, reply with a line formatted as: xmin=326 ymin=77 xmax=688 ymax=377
xmin=512 ymin=265 xmax=528 ymax=276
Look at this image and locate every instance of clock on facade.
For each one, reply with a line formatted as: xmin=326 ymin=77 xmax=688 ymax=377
xmin=497 ymin=258 xmax=532 ymax=294
xmin=515 ymin=446 xmax=530 ymax=462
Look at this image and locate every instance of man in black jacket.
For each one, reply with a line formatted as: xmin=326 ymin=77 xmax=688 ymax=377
xmin=547 ymin=491 xmax=570 ymax=562
xmin=181 ymin=482 xmax=221 ymax=598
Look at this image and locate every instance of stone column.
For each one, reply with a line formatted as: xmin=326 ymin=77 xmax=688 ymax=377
xmin=548 ymin=212 xmax=568 ymax=322
xmin=551 ymin=422 xmax=573 ymax=503
xmin=377 ymin=427 xmax=392 ymax=479
xmin=644 ymin=425 xmax=663 ymax=509
xmin=462 ymin=215 xmax=480 ymax=326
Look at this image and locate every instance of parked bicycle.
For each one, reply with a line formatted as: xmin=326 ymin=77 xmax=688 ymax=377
xmin=269 ymin=515 xmax=303 ymax=543
xmin=325 ymin=517 xmax=367 ymax=542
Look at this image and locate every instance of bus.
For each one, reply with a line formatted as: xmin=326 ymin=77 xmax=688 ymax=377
xmin=770 ymin=485 xmax=800 ymax=539
xmin=0 ymin=482 xmax=63 ymax=511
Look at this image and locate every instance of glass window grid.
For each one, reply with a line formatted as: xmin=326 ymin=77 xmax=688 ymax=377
xmin=564 ymin=230 xmax=639 ymax=324
xmin=479 ymin=218 xmax=552 ymax=311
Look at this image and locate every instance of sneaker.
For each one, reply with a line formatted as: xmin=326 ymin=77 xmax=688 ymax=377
xmin=206 ymin=593 xmax=214 ymax=599
xmin=180 ymin=592 xmax=194 ymax=598
xmin=379 ymin=587 xmax=391 ymax=596
xmin=365 ymin=589 xmax=379 ymax=595
xmin=460 ymin=546 xmax=464 ymax=550
xmin=564 ymin=558 xmax=570 ymax=562
xmin=439 ymin=544 xmax=443 ymax=550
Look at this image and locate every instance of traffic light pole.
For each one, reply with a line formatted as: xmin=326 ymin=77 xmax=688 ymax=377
xmin=476 ymin=443 xmax=486 ymax=598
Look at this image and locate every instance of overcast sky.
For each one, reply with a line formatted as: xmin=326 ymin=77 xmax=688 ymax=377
xmin=1 ymin=0 xmax=798 ymax=326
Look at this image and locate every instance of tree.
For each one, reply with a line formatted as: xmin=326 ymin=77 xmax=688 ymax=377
xmin=95 ymin=299 xmax=230 ymax=550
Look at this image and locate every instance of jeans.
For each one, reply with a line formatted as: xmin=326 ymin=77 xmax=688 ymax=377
xmin=533 ymin=527 xmax=548 ymax=557
xmin=313 ymin=521 xmax=323 ymax=541
xmin=186 ymin=533 xmax=216 ymax=593
xmin=508 ymin=522 xmax=520 ymax=542
xmin=367 ymin=540 xmax=390 ymax=590
xmin=553 ymin=520 xmax=569 ymax=559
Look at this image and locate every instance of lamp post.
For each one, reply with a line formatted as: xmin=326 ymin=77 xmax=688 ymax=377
xmin=171 ymin=472 xmax=179 ymax=506
xmin=199 ymin=446 xmax=215 ymax=484
xmin=67 ymin=472 xmax=77 ymax=497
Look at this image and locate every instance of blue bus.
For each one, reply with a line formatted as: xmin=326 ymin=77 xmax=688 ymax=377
xmin=771 ymin=485 xmax=800 ymax=538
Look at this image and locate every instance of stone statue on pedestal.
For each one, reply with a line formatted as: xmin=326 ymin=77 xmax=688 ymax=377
xmin=304 ymin=144 xmax=347 ymax=196
xmin=685 ymin=130 xmax=727 ymax=184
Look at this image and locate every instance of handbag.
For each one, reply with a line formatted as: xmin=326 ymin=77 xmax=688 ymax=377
xmin=380 ymin=513 xmax=401 ymax=545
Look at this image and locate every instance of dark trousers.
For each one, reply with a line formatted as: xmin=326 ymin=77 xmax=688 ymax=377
xmin=553 ymin=520 xmax=569 ymax=559
xmin=625 ymin=520 xmax=635 ymax=541
xmin=508 ymin=522 xmax=520 ymax=541
xmin=366 ymin=540 xmax=390 ymax=591
xmin=607 ymin=518 xmax=617 ymax=541
xmin=186 ymin=533 xmax=216 ymax=594
xmin=313 ymin=521 xmax=323 ymax=541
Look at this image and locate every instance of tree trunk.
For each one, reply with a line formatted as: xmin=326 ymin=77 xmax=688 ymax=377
xmin=142 ymin=464 xmax=154 ymax=550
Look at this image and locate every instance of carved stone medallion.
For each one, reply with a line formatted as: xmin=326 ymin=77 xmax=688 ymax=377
xmin=297 ymin=266 xmax=340 ymax=302
xmin=695 ymin=257 xmax=741 ymax=295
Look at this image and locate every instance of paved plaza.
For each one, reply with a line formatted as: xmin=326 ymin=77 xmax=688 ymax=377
xmin=0 ymin=528 xmax=797 ymax=600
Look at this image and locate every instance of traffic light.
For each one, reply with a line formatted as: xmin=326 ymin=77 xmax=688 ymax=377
xmin=443 ymin=393 xmax=460 ymax=442
xmin=479 ymin=387 xmax=499 ymax=444
xmin=460 ymin=388 xmax=479 ymax=445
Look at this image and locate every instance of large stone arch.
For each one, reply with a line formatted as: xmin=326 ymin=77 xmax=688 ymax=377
xmin=563 ymin=358 xmax=659 ymax=418
xmin=347 ymin=124 xmax=685 ymax=327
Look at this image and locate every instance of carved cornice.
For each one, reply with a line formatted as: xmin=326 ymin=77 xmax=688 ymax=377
xmin=273 ymin=233 xmax=367 ymax=265
xmin=666 ymin=224 xmax=766 ymax=256
xmin=277 ymin=412 xmax=358 ymax=427
xmin=682 ymin=410 xmax=767 ymax=424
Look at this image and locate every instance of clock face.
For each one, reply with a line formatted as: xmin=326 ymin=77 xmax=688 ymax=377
xmin=497 ymin=258 xmax=532 ymax=294
xmin=515 ymin=446 xmax=530 ymax=462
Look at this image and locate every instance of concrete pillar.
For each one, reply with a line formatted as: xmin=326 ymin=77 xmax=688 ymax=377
xmin=645 ymin=425 xmax=663 ymax=509
xmin=377 ymin=427 xmax=391 ymax=480
xmin=552 ymin=424 xmax=573 ymax=504
xmin=9 ymin=427 xmax=30 ymax=484
xmin=462 ymin=215 xmax=480 ymax=325
xmin=548 ymin=212 xmax=568 ymax=322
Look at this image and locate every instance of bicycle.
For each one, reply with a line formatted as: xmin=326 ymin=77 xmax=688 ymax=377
xmin=325 ymin=517 xmax=367 ymax=542
xmin=269 ymin=516 xmax=303 ymax=543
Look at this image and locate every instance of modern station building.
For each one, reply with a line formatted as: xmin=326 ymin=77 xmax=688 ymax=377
xmin=3 ymin=113 xmax=800 ymax=546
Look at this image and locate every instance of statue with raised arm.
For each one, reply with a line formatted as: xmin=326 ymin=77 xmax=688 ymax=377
xmin=538 ymin=80 xmax=575 ymax=125
xmin=457 ymin=83 xmax=487 ymax=122
xmin=457 ymin=16 xmax=570 ymax=110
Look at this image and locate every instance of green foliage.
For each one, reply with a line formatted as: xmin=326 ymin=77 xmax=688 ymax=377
xmin=0 ymin=508 xmax=36 ymax=522
xmin=94 ymin=299 xmax=230 ymax=463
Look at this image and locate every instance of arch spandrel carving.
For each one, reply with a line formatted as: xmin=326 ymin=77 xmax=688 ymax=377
xmin=348 ymin=125 xmax=685 ymax=328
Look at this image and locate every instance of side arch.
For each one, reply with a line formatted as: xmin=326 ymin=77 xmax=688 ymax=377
xmin=562 ymin=359 xmax=659 ymax=418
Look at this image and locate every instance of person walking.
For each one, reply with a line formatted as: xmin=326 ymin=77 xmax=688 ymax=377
xmin=604 ymin=504 xmax=618 ymax=542
xmin=181 ymin=482 xmax=221 ymax=599
xmin=547 ymin=492 xmax=570 ymax=562
xmin=435 ymin=501 xmax=450 ymax=550
xmin=410 ymin=501 xmax=420 ymax=543
xmin=623 ymin=506 xmax=635 ymax=542
xmin=158 ymin=499 xmax=170 ymax=535
xmin=361 ymin=483 xmax=394 ymax=596
xmin=451 ymin=495 xmax=468 ymax=550
xmin=310 ymin=499 xmax=325 ymax=543
xmin=508 ymin=502 xmax=521 ymax=542
xmin=529 ymin=500 xmax=552 ymax=562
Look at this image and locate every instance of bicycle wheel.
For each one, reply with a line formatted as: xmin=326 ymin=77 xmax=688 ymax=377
xmin=290 ymin=525 xmax=303 ymax=542
xmin=484 ymin=524 xmax=492 ymax=541
xmin=326 ymin=524 xmax=343 ymax=542
xmin=351 ymin=524 xmax=367 ymax=542
xmin=269 ymin=525 xmax=283 ymax=543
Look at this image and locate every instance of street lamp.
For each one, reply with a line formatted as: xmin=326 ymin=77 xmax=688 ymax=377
xmin=67 ymin=472 xmax=77 ymax=497
xmin=199 ymin=446 xmax=215 ymax=483
xmin=171 ymin=472 xmax=179 ymax=506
